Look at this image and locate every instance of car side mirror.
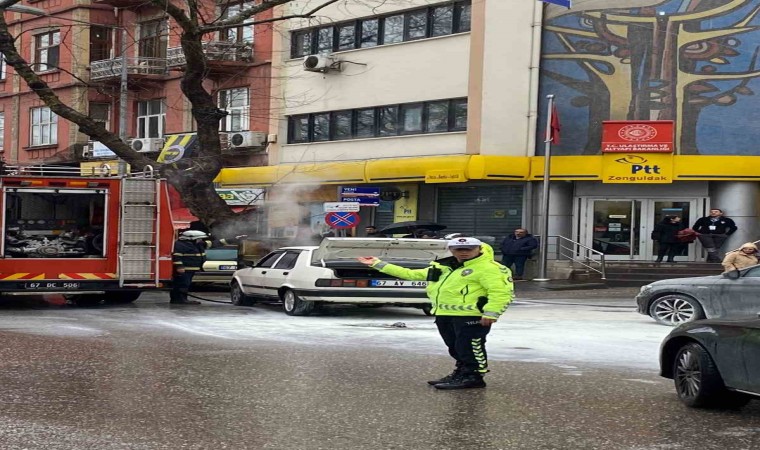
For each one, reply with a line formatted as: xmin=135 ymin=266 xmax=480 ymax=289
xmin=723 ymin=269 xmax=741 ymax=280
xmin=243 ymin=259 xmax=256 ymax=268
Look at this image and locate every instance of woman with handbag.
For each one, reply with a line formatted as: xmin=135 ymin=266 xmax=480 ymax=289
xmin=651 ymin=216 xmax=686 ymax=263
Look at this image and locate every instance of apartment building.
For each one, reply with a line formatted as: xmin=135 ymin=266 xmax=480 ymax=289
xmin=218 ymin=0 xmax=537 ymax=243
xmin=1 ymin=0 xmax=273 ymax=170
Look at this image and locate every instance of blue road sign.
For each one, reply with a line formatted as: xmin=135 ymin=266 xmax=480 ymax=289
xmin=325 ymin=211 xmax=360 ymax=229
xmin=340 ymin=186 xmax=380 ymax=206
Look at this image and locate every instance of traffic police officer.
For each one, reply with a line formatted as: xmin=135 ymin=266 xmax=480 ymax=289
xmin=358 ymin=237 xmax=514 ymax=389
xmin=171 ymin=230 xmax=242 ymax=305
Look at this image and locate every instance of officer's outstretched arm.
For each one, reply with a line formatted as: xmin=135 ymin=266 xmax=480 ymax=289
xmin=371 ymin=260 xmax=430 ymax=281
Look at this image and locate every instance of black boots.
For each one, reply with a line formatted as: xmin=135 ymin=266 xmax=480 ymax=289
xmin=427 ymin=368 xmax=463 ymax=386
xmin=433 ymin=373 xmax=486 ymax=390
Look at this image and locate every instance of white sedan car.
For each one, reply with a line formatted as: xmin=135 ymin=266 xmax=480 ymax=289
xmin=229 ymin=238 xmax=450 ymax=316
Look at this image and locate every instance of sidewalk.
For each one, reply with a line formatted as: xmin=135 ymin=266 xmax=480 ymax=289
xmin=512 ymin=279 xmax=640 ymax=304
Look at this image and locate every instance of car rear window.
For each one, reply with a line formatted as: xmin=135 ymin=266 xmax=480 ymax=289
xmin=205 ymin=248 xmax=238 ymax=261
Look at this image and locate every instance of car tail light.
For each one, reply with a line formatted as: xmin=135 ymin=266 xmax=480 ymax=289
xmin=315 ymin=278 xmax=371 ymax=288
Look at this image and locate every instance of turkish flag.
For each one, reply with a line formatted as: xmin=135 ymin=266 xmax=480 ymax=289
xmin=550 ymin=104 xmax=561 ymax=145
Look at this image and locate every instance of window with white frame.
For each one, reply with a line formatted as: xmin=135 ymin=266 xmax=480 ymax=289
xmin=34 ymin=30 xmax=60 ymax=72
xmin=0 ymin=112 xmax=5 ymax=150
xmin=220 ymin=2 xmax=254 ymax=44
xmin=0 ymin=57 xmax=6 ymax=81
xmin=30 ymin=106 xmax=58 ymax=146
xmin=136 ymin=99 xmax=165 ymax=138
xmin=218 ymin=87 xmax=249 ymax=132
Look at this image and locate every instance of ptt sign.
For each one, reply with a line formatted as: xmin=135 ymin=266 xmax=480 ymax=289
xmin=602 ymin=153 xmax=673 ymax=184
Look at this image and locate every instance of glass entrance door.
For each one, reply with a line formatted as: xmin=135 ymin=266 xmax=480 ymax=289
xmin=589 ymin=200 xmax=641 ymax=259
xmin=581 ymin=198 xmax=701 ymax=261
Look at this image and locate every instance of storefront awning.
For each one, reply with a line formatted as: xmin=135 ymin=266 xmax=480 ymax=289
xmin=220 ymin=161 xmax=366 ymax=186
xmin=218 ymin=155 xmax=532 ymax=187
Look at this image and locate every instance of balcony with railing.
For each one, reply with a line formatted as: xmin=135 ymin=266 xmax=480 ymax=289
xmin=167 ymin=41 xmax=253 ymax=70
xmin=90 ymin=57 xmax=168 ymax=81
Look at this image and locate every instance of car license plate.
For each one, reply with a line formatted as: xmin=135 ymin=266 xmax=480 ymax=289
xmin=24 ymin=281 xmax=81 ymax=290
xmin=219 ymin=265 xmax=237 ymax=270
xmin=371 ymin=280 xmax=427 ymax=288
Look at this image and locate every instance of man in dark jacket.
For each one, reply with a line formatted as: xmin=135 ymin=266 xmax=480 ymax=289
xmin=692 ymin=208 xmax=738 ymax=262
xmin=499 ymin=228 xmax=539 ymax=280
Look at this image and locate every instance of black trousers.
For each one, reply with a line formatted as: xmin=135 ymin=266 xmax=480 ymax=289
xmin=435 ymin=316 xmax=492 ymax=376
xmin=170 ymin=271 xmax=196 ymax=302
xmin=656 ymin=243 xmax=680 ymax=261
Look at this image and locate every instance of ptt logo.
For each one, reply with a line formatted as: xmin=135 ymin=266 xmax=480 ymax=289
xmin=614 ymin=155 xmax=660 ymax=174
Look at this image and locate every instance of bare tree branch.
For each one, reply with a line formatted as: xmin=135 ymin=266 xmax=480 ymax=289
xmin=203 ymin=0 xmax=342 ymax=33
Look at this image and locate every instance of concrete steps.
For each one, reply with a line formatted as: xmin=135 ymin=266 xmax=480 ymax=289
xmin=577 ymin=261 xmax=723 ymax=285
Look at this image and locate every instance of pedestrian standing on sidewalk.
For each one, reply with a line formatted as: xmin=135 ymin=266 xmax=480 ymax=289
xmin=357 ymin=237 xmax=513 ymax=390
xmin=721 ymin=242 xmax=759 ymax=273
xmin=692 ymin=209 xmax=737 ymax=262
xmin=499 ymin=228 xmax=539 ymax=280
xmin=651 ymin=216 xmax=686 ymax=263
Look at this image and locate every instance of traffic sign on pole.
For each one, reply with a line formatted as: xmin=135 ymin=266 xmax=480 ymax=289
xmin=325 ymin=211 xmax=360 ymax=229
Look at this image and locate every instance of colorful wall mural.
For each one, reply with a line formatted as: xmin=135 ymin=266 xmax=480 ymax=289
xmin=539 ymin=0 xmax=760 ymax=155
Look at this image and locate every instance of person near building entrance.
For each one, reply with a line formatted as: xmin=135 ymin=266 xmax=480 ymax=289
xmin=357 ymin=237 xmax=514 ymax=390
xmin=692 ymin=209 xmax=738 ymax=262
xmin=365 ymin=225 xmax=386 ymax=237
xmin=721 ymin=242 xmax=759 ymax=273
xmin=171 ymin=230 xmax=244 ymax=305
xmin=499 ymin=228 xmax=539 ymax=280
xmin=651 ymin=216 xmax=686 ymax=263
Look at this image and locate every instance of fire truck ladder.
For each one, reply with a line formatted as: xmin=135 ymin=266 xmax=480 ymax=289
xmin=118 ymin=177 xmax=161 ymax=287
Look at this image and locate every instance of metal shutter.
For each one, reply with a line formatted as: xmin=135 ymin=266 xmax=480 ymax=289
xmin=436 ymin=185 xmax=524 ymax=248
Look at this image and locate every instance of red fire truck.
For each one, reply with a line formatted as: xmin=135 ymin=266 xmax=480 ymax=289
xmin=0 ymin=164 xmax=175 ymax=306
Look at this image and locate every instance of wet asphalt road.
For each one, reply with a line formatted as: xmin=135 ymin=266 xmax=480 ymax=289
xmin=0 ymin=294 xmax=759 ymax=450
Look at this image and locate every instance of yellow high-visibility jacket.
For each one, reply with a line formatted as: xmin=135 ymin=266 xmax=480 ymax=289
xmin=371 ymin=247 xmax=514 ymax=319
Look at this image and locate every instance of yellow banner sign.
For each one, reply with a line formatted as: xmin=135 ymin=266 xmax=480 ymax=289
xmin=425 ymin=169 xmax=466 ymax=183
xmin=602 ymin=153 xmax=673 ymax=184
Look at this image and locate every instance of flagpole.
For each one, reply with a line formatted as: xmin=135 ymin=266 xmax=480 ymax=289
xmin=535 ymin=94 xmax=555 ymax=282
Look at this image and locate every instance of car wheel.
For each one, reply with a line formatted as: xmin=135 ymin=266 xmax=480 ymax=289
xmin=230 ymin=281 xmax=254 ymax=306
xmin=281 ymin=289 xmax=314 ymax=316
xmin=421 ymin=305 xmax=433 ymax=316
xmin=673 ymin=342 xmax=751 ymax=408
xmin=649 ymin=294 xmax=705 ymax=326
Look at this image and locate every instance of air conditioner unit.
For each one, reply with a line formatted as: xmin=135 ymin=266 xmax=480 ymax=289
xmin=130 ymin=137 xmax=165 ymax=153
xmin=228 ymin=131 xmax=267 ymax=149
xmin=303 ymin=54 xmax=338 ymax=73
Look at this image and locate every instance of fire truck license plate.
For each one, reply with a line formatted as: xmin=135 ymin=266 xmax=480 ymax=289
xmin=24 ymin=282 xmax=81 ymax=290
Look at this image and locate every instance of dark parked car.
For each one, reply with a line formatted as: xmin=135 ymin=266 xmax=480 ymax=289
xmin=636 ymin=265 xmax=760 ymax=325
xmin=659 ymin=316 xmax=760 ymax=408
